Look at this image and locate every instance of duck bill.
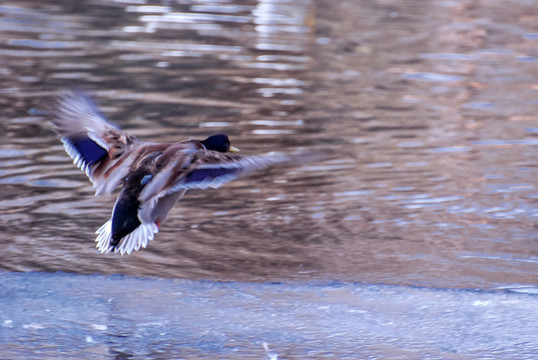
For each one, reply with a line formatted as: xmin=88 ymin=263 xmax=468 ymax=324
xmin=229 ymin=146 xmax=240 ymax=153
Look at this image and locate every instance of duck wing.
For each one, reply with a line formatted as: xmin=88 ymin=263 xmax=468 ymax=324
xmin=137 ymin=149 xmax=290 ymax=224
xmin=50 ymin=91 xmax=140 ymax=195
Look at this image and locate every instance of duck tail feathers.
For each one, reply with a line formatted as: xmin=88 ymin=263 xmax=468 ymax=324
xmin=95 ymin=220 xmax=158 ymax=255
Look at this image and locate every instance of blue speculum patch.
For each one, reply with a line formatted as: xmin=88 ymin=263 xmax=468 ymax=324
xmin=71 ymin=137 xmax=107 ymax=165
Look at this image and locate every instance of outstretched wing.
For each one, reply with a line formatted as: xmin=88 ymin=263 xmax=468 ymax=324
xmin=50 ymin=91 xmax=140 ymax=195
xmin=178 ymin=154 xmax=289 ymax=190
xmin=136 ymin=150 xmax=290 ymax=223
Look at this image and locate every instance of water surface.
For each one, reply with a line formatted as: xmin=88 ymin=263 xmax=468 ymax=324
xmin=1 ymin=0 xmax=538 ymax=358
xmin=1 ymin=0 xmax=537 ymax=288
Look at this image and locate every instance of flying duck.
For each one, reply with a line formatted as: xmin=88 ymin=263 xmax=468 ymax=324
xmin=50 ymin=91 xmax=291 ymax=255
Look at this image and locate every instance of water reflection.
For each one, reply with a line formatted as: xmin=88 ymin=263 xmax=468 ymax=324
xmin=0 ymin=0 xmax=536 ymax=290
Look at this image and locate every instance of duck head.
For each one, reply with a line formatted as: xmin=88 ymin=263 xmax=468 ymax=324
xmin=201 ymin=134 xmax=240 ymax=153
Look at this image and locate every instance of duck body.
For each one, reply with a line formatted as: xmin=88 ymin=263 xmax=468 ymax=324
xmin=51 ymin=91 xmax=289 ymax=254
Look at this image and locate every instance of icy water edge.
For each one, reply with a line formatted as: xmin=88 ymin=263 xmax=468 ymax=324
xmin=0 ymin=0 xmax=538 ymax=358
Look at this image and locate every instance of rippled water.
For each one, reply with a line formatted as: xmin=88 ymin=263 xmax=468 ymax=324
xmin=1 ymin=0 xmax=537 ymax=287
xmin=1 ymin=0 xmax=538 ymax=358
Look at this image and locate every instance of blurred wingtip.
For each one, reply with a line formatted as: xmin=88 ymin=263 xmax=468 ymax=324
xmin=282 ymin=147 xmax=349 ymax=166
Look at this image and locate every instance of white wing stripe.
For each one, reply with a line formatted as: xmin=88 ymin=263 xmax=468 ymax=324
xmin=94 ymin=219 xmax=158 ymax=255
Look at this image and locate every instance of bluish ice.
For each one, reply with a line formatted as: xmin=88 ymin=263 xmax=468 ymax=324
xmin=1 ymin=272 xmax=537 ymax=359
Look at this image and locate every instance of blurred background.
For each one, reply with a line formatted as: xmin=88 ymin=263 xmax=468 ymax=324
xmin=0 ymin=0 xmax=537 ymax=358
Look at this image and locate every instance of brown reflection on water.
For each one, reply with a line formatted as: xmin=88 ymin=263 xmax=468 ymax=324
xmin=0 ymin=0 xmax=537 ymax=288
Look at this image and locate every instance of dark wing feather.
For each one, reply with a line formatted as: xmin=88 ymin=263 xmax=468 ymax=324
xmin=137 ymin=150 xmax=290 ymax=224
xmin=172 ymin=152 xmax=291 ymax=191
xmin=180 ymin=164 xmax=243 ymax=189
xmin=140 ymin=150 xmax=291 ymax=199
xmin=185 ymin=166 xmax=239 ymax=183
xmin=64 ymin=137 xmax=108 ymax=168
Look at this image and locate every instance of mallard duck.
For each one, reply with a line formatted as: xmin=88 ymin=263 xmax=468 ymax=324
xmin=50 ymin=91 xmax=291 ymax=255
